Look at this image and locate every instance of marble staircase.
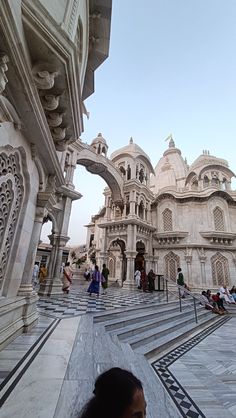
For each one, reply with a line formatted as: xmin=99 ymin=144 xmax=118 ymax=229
xmin=93 ymin=298 xmax=224 ymax=362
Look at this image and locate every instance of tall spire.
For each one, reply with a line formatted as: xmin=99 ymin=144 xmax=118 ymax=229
xmin=129 ymin=137 xmax=133 ymax=144
xmin=165 ymin=133 xmax=175 ymax=148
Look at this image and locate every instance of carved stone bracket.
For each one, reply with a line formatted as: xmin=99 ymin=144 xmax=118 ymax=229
xmin=32 ymin=65 xmax=58 ymax=90
xmin=41 ymin=94 xmax=61 ymax=111
xmin=0 ymin=53 xmax=9 ymax=94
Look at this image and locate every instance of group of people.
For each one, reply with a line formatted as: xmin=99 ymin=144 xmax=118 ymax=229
xmin=32 ymin=262 xmax=47 ymax=290
xmin=201 ymin=285 xmax=236 ymax=314
xmin=134 ymin=268 xmax=156 ymax=292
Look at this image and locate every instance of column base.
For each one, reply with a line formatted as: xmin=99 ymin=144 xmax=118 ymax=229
xmin=122 ymin=279 xmax=136 ymax=289
xmin=17 ymin=284 xmax=36 ymax=297
xmin=38 ymin=278 xmax=63 ymax=296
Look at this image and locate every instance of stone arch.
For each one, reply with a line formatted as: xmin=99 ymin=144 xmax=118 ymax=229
xmin=75 ymin=145 xmax=124 ymax=205
xmin=211 ymin=252 xmax=229 ymax=286
xmin=164 ymin=251 xmax=180 ymax=280
xmin=108 ymin=238 xmax=126 ymax=283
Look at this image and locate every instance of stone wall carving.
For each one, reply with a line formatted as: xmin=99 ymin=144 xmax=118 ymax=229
xmin=0 ymin=149 xmax=24 ymax=289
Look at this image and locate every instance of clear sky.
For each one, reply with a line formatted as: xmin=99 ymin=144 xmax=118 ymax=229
xmin=41 ymin=0 xmax=236 ymax=245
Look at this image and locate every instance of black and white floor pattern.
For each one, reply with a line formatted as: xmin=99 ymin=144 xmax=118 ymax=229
xmin=152 ymin=316 xmax=231 ymax=418
xmin=37 ymin=285 xmax=167 ymax=318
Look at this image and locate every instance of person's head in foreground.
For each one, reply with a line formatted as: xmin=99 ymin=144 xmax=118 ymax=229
xmin=78 ymin=367 xmax=146 ymax=418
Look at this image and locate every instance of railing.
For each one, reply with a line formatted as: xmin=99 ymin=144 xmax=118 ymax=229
xmin=163 ymin=277 xmax=206 ymax=324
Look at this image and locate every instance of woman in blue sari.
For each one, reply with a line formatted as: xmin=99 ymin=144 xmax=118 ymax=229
xmin=87 ymin=265 xmax=103 ymax=296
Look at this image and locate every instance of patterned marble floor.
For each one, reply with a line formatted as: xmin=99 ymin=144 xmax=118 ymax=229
xmin=37 ymin=283 xmax=168 ymax=318
xmin=1 ymin=284 xmax=236 ymax=418
xmin=154 ymin=316 xmax=236 ymax=418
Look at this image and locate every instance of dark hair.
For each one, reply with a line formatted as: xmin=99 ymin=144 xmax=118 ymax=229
xmin=177 ymin=267 xmax=181 ymax=272
xmin=78 ymin=367 xmax=143 ymax=418
xmin=95 ymin=265 xmax=99 ymax=271
xmin=65 ymin=262 xmax=70 ymax=267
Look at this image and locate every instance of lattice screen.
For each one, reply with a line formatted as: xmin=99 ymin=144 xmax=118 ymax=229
xmin=211 ymin=252 xmax=229 ymax=286
xmin=213 ymin=207 xmax=225 ymax=231
xmin=164 ymin=251 xmax=180 ymax=280
xmin=163 ymin=208 xmax=173 ymax=231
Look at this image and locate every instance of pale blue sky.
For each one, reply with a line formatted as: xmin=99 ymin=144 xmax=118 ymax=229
xmin=41 ymin=0 xmax=236 ymax=245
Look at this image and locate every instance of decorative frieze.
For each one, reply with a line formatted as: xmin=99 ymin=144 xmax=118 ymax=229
xmin=0 ymin=149 xmax=24 ymax=289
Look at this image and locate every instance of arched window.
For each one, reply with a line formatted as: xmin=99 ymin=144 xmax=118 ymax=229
xmin=127 ymin=165 xmax=131 ymax=180
xmin=211 ymin=253 xmax=229 ymax=286
xmin=119 ymin=166 xmax=126 ymax=176
xmin=138 ymin=201 xmax=144 ymax=219
xmin=213 ymin=207 xmax=225 ymax=231
xmin=164 ymin=251 xmax=180 ymax=280
xmin=211 ymin=174 xmax=220 ymax=187
xmin=203 ymin=175 xmax=210 ymax=188
xmin=163 ymin=208 xmax=173 ymax=231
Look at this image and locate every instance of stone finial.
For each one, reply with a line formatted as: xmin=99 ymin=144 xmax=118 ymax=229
xmin=129 ymin=137 xmax=133 ymax=144
xmin=0 ymin=54 xmax=9 ymax=94
xmin=165 ymin=134 xmax=175 ymax=148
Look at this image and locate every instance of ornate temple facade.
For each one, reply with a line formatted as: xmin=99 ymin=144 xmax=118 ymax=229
xmin=0 ymin=0 xmax=112 ymax=347
xmin=86 ymin=136 xmax=236 ymax=291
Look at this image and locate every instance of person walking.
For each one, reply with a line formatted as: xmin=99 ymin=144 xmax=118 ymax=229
xmin=87 ymin=265 xmax=104 ymax=297
xmin=38 ymin=263 xmax=47 ymax=284
xmin=101 ymin=263 xmax=109 ymax=294
xmin=32 ymin=262 xmax=39 ymax=289
xmin=62 ymin=262 xmax=73 ymax=294
xmin=176 ymin=267 xmax=186 ymax=298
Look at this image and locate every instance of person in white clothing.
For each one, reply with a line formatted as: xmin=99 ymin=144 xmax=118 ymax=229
xmin=134 ymin=269 xmax=141 ymax=289
xmin=219 ymin=285 xmax=236 ymax=304
xmin=32 ymin=262 xmax=39 ymax=289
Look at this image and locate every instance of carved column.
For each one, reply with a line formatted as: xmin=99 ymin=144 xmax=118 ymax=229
xmin=185 ymin=255 xmax=192 ymax=286
xmin=18 ymin=207 xmax=45 ymax=296
xmin=153 ymin=256 xmax=159 ymax=273
xmin=198 ymin=248 xmax=207 ymax=288
xmin=38 ymin=235 xmax=69 ymax=296
xmin=123 ymin=251 xmax=136 ymax=288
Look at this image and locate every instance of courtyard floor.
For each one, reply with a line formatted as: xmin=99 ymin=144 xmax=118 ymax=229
xmin=0 ymin=282 xmax=235 ymax=418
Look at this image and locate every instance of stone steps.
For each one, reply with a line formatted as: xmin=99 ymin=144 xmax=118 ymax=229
xmin=93 ymin=297 xmax=224 ymax=363
xmin=95 ymin=303 xmax=189 ymax=332
xmin=134 ymin=314 xmax=221 ymax=360
xmin=117 ymin=307 xmax=207 ymax=344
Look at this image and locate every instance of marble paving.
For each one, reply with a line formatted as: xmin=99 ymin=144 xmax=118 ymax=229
xmin=37 ymin=283 xmax=168 ymax=318
xmin=0 ymin=283 xmax=236 ymax=418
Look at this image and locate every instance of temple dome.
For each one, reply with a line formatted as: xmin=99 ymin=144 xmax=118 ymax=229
xmin=110 ymin=137 xmax=154 ymax=173
xmin=189 ymin=151 xmax=229 ymax=173
xmin=151 ymin=137 xmax=188 ymax=193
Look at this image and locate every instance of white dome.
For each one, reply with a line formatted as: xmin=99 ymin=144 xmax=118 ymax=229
xmin=151 ymin=138 xmax=188 ymax=193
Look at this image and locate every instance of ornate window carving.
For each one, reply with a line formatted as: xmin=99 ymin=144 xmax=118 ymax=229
xmin=213 ymin=206 xmax=225 ymax=231
xmin=211 ymin=253 xmax=229 ymax=286
xmin=0 ymin=150 xmax=24 ymax=289
xmin=163 ymin=208 xmax=173 ymax=231
xmin=164 ymin=251 xmax=180 ymax=280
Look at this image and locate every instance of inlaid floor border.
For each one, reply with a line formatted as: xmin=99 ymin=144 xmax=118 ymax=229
xmin=0 ymin=318 xmax=60 ymax=408
xmin=152 ymin=316 xmax=231 ymax=418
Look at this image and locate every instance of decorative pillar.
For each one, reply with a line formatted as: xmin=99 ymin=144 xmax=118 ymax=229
xmin=198 ymin=248 xmax=207 ymax=288
xmin=185 ymin=255 xmax=192 ymax=286
xmin=153 ymin=256 xmax=159 ymax=273
xmin=123 ymin=251 xmax=136 ymax=288
xmin=38 ymin=235 xmax=69 ymax=296
xmin=18 ymin=207 xmax=45 ymax=296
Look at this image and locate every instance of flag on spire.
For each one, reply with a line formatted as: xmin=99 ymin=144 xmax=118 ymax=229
xmin=165 ymin=133 xmax=172 ymax=142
